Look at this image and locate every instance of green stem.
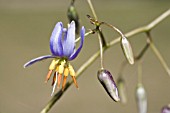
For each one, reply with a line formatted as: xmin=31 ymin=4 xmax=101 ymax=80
xmin=75 ymin=30 xmax=93 ymax=43
xmin=137 ymin=61 xmax=143 ymax=84
xmin=40 ymin=9 xmax=170 ymax=113
xmin=97 ymin=31 xmax=104 ymax=69
xmin=150 ymin=42 xmax=170 ymax=76
xmin=87 ymin=0 xmax=98 ymax=20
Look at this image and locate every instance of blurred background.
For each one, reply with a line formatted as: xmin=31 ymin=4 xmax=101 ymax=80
xmin=0 ymin=0 xmax=170 ymax=113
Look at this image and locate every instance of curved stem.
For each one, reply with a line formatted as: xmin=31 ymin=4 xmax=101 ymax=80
xmin=75 ymin=30 xmax=93 ymax=43
xmin=87 ymin=0 xmax=98 ymax=20
xmin=40 ymin=9 xmax=170 ymax=113
xmin=97 ymin=31 xmax=104 ymax=69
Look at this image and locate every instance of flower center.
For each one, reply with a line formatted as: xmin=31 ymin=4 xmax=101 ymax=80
xmin=45 ymin=58 xmax=78 ymax=96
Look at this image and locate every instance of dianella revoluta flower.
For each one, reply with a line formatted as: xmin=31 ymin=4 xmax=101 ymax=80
xmin=136 ymin=84 xmax=147 ymax=113
xmin=24 ymin=21 xmax=85 ymax=95
xmin=161 ymin=104 xmax=170 ymax=113
xmin=97 ymin=69 xmax=120 ymax=102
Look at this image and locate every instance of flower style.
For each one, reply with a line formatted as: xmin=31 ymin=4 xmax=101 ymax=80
xmin=24 ymin=21 xmax=85 ymax=95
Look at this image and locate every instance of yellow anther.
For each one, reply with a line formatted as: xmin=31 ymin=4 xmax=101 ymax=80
xmin=58 ymin=61 xmax=66 ymax=74
xmin=55 ymin=65 xmax=59 ymax=72
xmin=64 ymin=68 xmax=69 ymax=77
xmin=49 ymin=59 xmax=59 ymax=70
xmin=68 ymin=65 xmax=76 ymax=76
xmin=58 ymin=65 xmax=64 ymax=74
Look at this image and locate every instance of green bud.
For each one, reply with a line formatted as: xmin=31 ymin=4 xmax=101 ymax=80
xmin=67 ymin=0 xmax=80 ymax=34
xmin=136 ymin=84 xmax=147 ymax=113
xmin=121 ymin=36 xmax=134 ymax=65
xmin=117 ymin=77 xmax=127 ymax=104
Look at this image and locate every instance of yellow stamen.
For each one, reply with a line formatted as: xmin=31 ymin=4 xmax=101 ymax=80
xmin=45 ymin=59 xmax=59 ymax=83
xmin=58 ymin=61 xmax=65 ymax=74
xmin=62 ymin=76 xmax=67 ymax=91
xmin=51 ymin=72 xmax=58 ymax=96
xmin=51 ymin=72 xmax=56 ymax=86
xmin=57 ymin=74 xmax=62 ymax=88
xmin=49 ymin=59 xmax=58 ymax=70
xmin=45 ymin=70 xmax=53 ymax=83
xmin=64 ymin=68 xmax=69 ymax=77
xmin=68 ymin=65 xmax=76 ymax=76
xmin=72 ymin=76 xmax=78 ymax=88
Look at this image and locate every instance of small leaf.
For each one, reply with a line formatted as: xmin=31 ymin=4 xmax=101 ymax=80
xmin=121 ymin=36 xmax=134 ymax=65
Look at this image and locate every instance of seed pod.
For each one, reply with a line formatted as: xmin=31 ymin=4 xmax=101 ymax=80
xmin=161 ymin=104 xmax=170 ymax=113
xmin=121 ymin=36 xmax=134 ymax=65
xmin=117 ymin=77 xmax=127 ymax=104
xmin=136 ymin=84 xmax=147 ymax=113
xmin=97 ymin=69 xmax=120 ymax=102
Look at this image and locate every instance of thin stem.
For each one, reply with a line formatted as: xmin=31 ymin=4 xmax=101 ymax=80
xmin=108 ymin=9 xmax=170 ymax=47
xmin=87 ymin=0 xmax=98 ymax=20
xmin=75 ymin=30 xmax=93 ymax=43
xmin=118 ymin=60 xmax=127 ymax=77
xmin=137 ymin=61 xmax=143 ymax=84
xmin=150 ymin=42 xmax=170 ymax=76
xmin=102 ymin=22 xmax=125 ymax=38
xmin=135 ymin=41 xmax=150 ymax=61
xmin=146 ymin=32 xmax=170 ymax=76
xmin=97 ymin=31 xmax=104 ymax=69
xmin=40 ymin=9 xmax=170 ymax=113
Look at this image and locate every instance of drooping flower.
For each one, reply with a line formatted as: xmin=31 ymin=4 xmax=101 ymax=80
xmin=24 ymin=21 xmax=85 ymax=95
xmin=97 ymin=69 xmax=120 ymax=102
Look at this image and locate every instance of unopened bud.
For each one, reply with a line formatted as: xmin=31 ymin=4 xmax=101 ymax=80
xmin=97 ymin=69 xmax=120 ymax=102
xmin=67 ymin=0 xmax=79 ymax=34
xmin=117 ymin=77 xmax=127 ymax=104
xmin=161 ymin=104 xmax=170 ymax=113
xmin=136 ymin=84 xmax=147 ymax=113
xmin=121 ymin=36 xmax=134 ymax=65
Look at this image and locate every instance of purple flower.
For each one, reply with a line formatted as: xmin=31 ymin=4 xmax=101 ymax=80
xmin=97 ymin=69 xmax=120 ymax=102
xmin=161 ymin=105 xmax=170 ymax=113
xmin=24 ymin=21 xmax=85 ymax=95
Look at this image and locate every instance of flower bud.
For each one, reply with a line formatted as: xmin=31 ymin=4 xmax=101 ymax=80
xmin=117 ymin=77 xmax=127 ymax=104
xmin=67 ymin=0 xmax=80 ymax=34
xmin=121 ymin=36 xmax=134 ymax=65
xmin=161 ymin=104 xmax=170 ymax=113
xmin=136 ymin=84 xmax=147 ymax=113
xmin=97 ymin=69 xmax=120 ymax=102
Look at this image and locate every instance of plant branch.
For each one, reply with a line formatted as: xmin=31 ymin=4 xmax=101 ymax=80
xmin=40 ymin=9 xmax=170 ymax=113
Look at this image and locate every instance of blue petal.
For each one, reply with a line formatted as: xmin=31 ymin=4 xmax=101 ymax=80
xmin=69 ymin=26 xmax=85 ymax=60
xmin=62 ymin=21 xmax=75 ymax=57
xmin=24 ymin=55 xmax=55 ymax=68
xmin=50 ymin=22 xmax=63 ymax=56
